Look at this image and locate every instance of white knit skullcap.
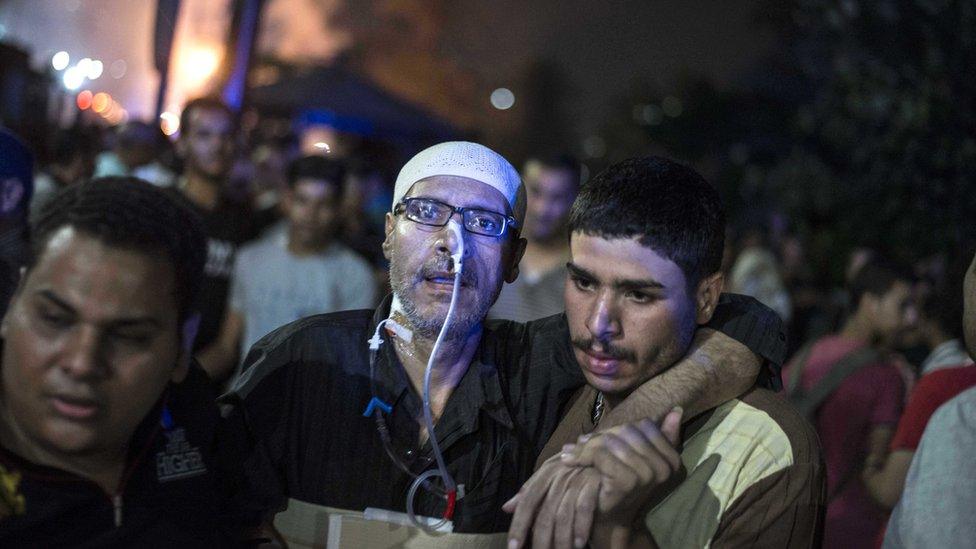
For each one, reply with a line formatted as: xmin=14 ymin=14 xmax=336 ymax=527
xmin=393 ymin=141 xmax=526 ymax=226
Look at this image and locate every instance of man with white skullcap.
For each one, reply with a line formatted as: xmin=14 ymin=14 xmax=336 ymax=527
xmin=220 ymin=142 xmax=784 ymax=539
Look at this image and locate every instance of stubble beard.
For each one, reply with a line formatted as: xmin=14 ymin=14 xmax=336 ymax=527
xmin=389 ymin=259 xmax=493 ymax=341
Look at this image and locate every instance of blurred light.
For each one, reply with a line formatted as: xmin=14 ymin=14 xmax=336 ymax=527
xmin=110 ymin=59 xmax=127 ymax=79
xmin=661 ymin=96 xmax=683 ymax=117
xmin=52 ymin=51 xmax=70 ymax=71
xmin=313 ymin=142 xmax=331 ymax=152
xmin=77 ymin=57 xmax=93 ymax=76
xmin=76 ymin=90 xmax=93 ymax=110
xmin=87 ymin=60 xmax=103 ymax=80
xmin=642 ymin=104 xmax=663 ymax=125
xmin=160 ymin=112 xmax=180 ymax=136
xmin=101 ymin=99 xmax=117 ymax=118
xmin=582 ymin=136 xmax=606 ymax=158
xmin=65 ymin=0 xmax=81 ymax=12
xmin=92 ymin=92 xmax=110 ymax=114
xmin=490 ymin=88 xmax=516 ymax=110
xmin=729 ymin=143 xmax=750 ymax=165
xmin=178 ymin=46 xmax=221 ymax=88
xmin=63 ymin=66 xmax=85 ymax=90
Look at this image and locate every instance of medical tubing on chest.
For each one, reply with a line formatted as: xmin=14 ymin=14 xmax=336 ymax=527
xmin=410 ymin=219 xmax=465 ymax=521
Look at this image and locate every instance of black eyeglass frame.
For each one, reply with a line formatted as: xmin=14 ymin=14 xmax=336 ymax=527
xmin=394 ymin=196 xmax=519 ymax=237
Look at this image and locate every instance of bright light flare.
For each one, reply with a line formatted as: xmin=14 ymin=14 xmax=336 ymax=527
xmin=87 ymin=60 xmax=103 ymax=80
xmin=63 ymin=66 xmax=85 ymax=90
xmin=92 ymin=92 xmax=111 ymax=114
xmin=313 ymin=142 xmax=331 ymax=152
xmin=76 ymin=90 xmax=93 ymax=110
xmin=178 ymin=46 xmax=221 ymax=88
xmin=160 ymin=112 xmax=181 ymax=136
xmin=77 ymin=57 xmax=93 ymax=76
xmin=52 ymin=51 xmax=70 ymax=71
xmin=490 ymin=88 xmax=516 ymax=110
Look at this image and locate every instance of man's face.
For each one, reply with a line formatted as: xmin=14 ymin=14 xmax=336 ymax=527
xmin=565 ymin=234 xmax=699 ymax=401
xmin=869 ymin=280 xmax=918 ymax=343
xmin=285 ymin=178 xmax=341 ymax=250
xmin=178 ymin=107 xmax=235 ymax=181
xmin=384 ymin=176 xmax=523 ymax=338
xmin=963 ymin=252 xmax=976 ymax=357
xmin=0 ymin=228 xmax=183 ymax=460
xmin=523 ymin=163 xmax=577 ymax=242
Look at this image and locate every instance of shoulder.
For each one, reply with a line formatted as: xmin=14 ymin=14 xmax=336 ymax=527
xmin=927 ymin=385 xmax=976 ymax=433
xmin=734 ymin=388 xmax=821 ymax=466
xmin=690 ymin=389 xmax=819 ymax=475
xmin=226 ymin=308 xmax=375 ymax=400
xmin=234 ymin=237 xmax=281 ymax=273
xmin=329 ymin=243 xmax=374 ymax=270
xmin=646 ymin=390 xmax=824 ymax=547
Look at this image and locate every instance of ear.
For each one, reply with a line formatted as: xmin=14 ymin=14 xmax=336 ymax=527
xmin=694 ymin=272 xmax=724 ymax=325
xmin=381 ymin=212 xmax=396 ymax=261
xmin=504 ymin=236 xmax=528 ymax=284
xmin=172 ymin=312 xmax=201 ymax=383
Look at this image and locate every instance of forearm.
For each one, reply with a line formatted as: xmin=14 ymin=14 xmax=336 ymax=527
xmin=198 ymin=311 xmax=243 ymax=383
xmin=863 ymin=440 xmax=907 ymax=510
xmin=601 ymin=328 xmax=760 ymax=427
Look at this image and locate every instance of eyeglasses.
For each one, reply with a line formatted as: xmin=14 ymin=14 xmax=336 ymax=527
xmin=394 ymin=197 xmax=518 ymax=237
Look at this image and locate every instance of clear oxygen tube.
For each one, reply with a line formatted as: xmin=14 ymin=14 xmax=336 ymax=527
xmin=407 ymin=218 xmax=464 ymax=530
xmin=366 ymin=219 xmax=465 ymax=532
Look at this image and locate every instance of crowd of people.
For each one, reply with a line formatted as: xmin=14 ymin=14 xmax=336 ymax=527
xmin=0 ymin=94 xmax=972 ymax=548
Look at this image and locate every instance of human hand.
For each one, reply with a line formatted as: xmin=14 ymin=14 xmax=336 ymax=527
xmin=563 ymin=408 xmax=683 ymax=523
xmin=503 ymin=408 xmax=683 ymax=549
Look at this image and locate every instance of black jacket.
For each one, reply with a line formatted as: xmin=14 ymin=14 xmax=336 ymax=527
xmin=0 ymin=365 xmax=236 ymax=548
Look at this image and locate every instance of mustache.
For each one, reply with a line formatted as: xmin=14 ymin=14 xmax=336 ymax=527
xmin=571 ymin=337 xmax=637 ymax=362
xmin=419 ymin=257 xmax=477 ymax=285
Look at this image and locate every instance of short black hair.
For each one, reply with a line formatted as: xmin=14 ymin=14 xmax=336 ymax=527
xmin=569 ymin=156 xmax=725 ymax=287
xmin=180 ymin=97 xmax=236 ymax=135
xmin=286 ymin=155 xmax=346 ymax=194
xmin=848 ymin=257 xmax=915 ymax=311
xmin=29 ymin=177 xmax=207 ymax=325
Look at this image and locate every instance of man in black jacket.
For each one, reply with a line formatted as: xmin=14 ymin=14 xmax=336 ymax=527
xmin=0 ymin=178 xmax=235 ymax=547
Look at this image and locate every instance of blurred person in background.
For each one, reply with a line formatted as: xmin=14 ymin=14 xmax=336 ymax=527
xmin=0 ymin=129 xmax=33 ymax=317
xmin=883 ymin=246 xmax=976 ymax=548
xmin=785 ymin=257 xmax=916 ymax=548
xmin=340 ymin=156 xmax=392 ymax=270
xmin=93 ymin=121 xmax=174 ymax=187
xmin=916 ymin=282 xmax=972 ymax=374
xmin=489 ymin=153 xmax=580 ymax=322
xmin=729 ymin=227 xmax=793 ymax=324
xmin=175 ymin=97 xmax=261 ymax=355
xmin=0 ymin=178 xmax=237 ymax=546
xmin=860 ymin=257 xmax=976 ymax=543
xmin=198 ymin=155 xmax=376 ymax=385
xmin=249 ymin=133 xmax=299 ymax=215
xmin=31 ymin=127 xmax=96 ymax=215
